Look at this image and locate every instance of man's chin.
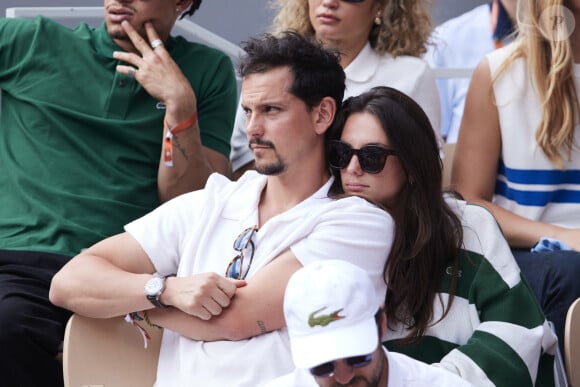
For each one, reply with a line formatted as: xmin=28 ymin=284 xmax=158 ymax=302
xmin=255 ymin=162 xmax=285 ymax=176
xmin=108 ymin=31 xmax=130 ymax=41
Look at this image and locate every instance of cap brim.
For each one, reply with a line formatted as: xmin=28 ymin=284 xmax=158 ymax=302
xmin=290 ymin=317 xmax=378 ymax=369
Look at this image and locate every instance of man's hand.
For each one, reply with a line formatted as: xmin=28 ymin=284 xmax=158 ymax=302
xmin=113 ymin=21 xmax=196 ymax=119
xmin=111 ymin=20 xmax=230 ymax=200
xmin=161 ymin=273 xmax=246 ymax=320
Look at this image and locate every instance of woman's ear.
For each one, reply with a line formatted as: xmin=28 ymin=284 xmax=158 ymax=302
xmin=313 ymin=96 xmax=337 ymax=135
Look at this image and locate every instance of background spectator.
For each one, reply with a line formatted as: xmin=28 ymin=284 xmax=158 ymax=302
xmin=424 ymin=0 xmax=517 ymax=143
xmin=0 ymin=0 xmax=237 ymax=385
xmin=453 ymin=0 xmax=580 ymax=354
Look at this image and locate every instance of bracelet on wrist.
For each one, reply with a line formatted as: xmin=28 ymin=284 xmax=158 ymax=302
xmin=163 ymin=111 xmax=198 ymax=167
xmin=124 ymin=311 xmax=152 ymax=348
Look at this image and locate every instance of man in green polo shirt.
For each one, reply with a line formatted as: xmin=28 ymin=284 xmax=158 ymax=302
xmin=0 ymin=0 xmax=237 ymax=385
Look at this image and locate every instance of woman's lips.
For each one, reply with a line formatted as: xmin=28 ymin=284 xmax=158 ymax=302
xmin=345 ymin=183 xmax=368 ymax=192
xmin=317 ymin=13 xmax=339 ymax=24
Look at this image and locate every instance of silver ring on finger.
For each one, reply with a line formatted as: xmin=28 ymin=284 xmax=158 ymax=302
xmin=127 ymin=68 xmax=136 ymax=79
xmin=151 ymin=39 xmax=163 ymax=49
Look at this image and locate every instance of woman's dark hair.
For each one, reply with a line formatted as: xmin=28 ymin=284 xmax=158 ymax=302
xmin=180 ymin=0 xmax=203 ymax=19
xmin=327 ymin=86 xmax=463 ymax=342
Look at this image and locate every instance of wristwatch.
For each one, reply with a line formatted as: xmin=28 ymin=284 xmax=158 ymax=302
xmin=144 ymin=274 xmax=168 ymax=308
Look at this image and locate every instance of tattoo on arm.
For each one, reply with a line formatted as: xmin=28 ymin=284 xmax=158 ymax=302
xmin=173 ymin=135 xmax=189 ymax=161
xmin=257 ymin=320 xmax=267 ymax=334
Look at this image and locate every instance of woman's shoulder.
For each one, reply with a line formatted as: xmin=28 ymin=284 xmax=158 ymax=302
xmin=369 ymin=53 xmax=434 ymax=92
xmin=485 ymin=41 xmax=524 ymax=72
xmin=444 ymin=196 xmax=503 ymax=235
xmin=377 ymin=52 xmax=431 ymax=71
xmin=0 ymin=15 xmax=80 ymax=41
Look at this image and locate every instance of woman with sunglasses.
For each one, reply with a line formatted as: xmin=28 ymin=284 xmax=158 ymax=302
xmin=230 ymin=0 xmax=441 ymax=178
xmin=326 ymin=86 xmax=557 ymax=387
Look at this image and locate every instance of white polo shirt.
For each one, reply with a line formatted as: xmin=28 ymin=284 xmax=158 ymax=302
xmin=125 ymin=171 xmax=394 ymax=386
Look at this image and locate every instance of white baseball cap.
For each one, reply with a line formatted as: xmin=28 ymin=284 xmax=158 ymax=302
xmin=284 ymin=259 xmax=382 ymax=369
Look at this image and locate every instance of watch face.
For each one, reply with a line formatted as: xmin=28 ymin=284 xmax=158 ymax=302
xmin=145 ymin=277 xmax=164 ymax=296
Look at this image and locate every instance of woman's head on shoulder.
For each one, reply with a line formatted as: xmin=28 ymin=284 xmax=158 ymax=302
xmin=326 ymin=87 xmax=464 ymax=340
xmin=327 ymin=86 xmax=442 ymax=211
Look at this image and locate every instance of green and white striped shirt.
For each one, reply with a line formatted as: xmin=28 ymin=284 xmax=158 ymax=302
xmin=383 ymin=199 xmax=557 ymax=387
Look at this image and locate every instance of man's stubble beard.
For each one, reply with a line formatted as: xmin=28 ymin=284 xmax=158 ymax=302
xmin=255 ymin=160 xmax=286 ymax=175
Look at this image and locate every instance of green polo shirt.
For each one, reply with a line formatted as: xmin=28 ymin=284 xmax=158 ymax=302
xmin=0 ymin=16 xmax=237 ymax=256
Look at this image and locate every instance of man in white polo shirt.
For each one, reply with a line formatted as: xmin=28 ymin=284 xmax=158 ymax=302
xmin=50 ymin=32 xmax=393 ymax=386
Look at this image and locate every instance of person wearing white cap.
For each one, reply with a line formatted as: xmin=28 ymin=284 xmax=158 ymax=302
xmin=266 ymin=260 xmax=473 ymax=387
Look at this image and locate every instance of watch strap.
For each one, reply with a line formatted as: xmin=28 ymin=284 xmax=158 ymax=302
xmin=147 ymin=293 xmax=166 ymax=308
xmin=145 ymin=274 xmax=176 ymax=308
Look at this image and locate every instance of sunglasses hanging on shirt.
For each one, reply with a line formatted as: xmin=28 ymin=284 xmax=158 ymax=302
xmin=225 ymin=225 xmax=258 ymax=280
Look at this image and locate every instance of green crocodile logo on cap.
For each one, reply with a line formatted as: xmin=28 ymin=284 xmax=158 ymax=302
xmin=308 ymin=307 xmax=345 ymax=327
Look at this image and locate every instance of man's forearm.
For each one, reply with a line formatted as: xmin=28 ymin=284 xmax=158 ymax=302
xmin=145 ymin=306 xmax=263 ymax=342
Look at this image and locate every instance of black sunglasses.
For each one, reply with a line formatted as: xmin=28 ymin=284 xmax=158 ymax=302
xmin=225 ymin=226 xmax=258 ymax=280
xmin=328 ymin=140 xmax=397 ymax=174
xmin=309 ymin=353 xmax=373 ymax=378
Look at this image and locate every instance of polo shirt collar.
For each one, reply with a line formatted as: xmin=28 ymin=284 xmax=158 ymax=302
xmin=344 ymin=42 xmax=381 ymax=84
xmin=220 ymin=172 xmax=335 ymax=223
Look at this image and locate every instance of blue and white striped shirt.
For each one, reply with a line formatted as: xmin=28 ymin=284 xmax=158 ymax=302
xmin=488 ymin=44 xmax=580 ymax=228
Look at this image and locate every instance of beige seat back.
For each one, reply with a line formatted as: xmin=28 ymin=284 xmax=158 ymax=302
xmin=63 ymin=313 xmax=162 ymax=387
xmin=565 ymin=298 xmax=580 ymax=386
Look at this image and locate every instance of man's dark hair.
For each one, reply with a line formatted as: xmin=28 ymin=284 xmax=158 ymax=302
xmin=238 ymin=31 xmax=345 ymax=110
xmin=180 ymin=0 xmax=202 ymax=19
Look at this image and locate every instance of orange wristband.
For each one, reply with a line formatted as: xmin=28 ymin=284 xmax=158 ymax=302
xmin=163 ymin=112 xmax=198 ymax=167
